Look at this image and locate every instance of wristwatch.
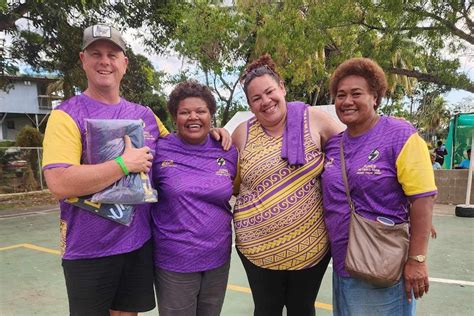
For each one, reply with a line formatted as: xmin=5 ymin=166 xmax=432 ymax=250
xmin=408 ymin=255 xmax=426 ymax=263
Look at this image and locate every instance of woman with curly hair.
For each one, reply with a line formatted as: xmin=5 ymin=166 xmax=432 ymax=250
xmin=152 ymin=80 xmax=238 ymax=316
xmin=322 ymin=57 xmax=436 ymax=315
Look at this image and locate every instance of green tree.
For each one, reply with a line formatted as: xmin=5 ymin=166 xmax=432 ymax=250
xmin=238 ymin=0 xmax=473 ymax=105
xmin=379 ymin=101 xmax=411 ymax=119
xmin=1 ymin=0 xmax=171 ymax=108
xmin=0 ymin=0 xmax=109 ymax=95
xmin=4 ymin=1 xmax=472 ymax=120
xmin=415 ymin=95 xmax=451 ymax=141
xmin=120 ymin=49 xmax=169 ymax=125
xmin=140 ymin=0 xmax=472 ymax=118
xmin=145 ymin=1 xmax=255 ymax=126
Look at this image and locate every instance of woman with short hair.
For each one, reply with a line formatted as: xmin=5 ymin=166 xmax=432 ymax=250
xmin=152 ymin=80 xmax=238 ymax=316
xmin=322 ymin=57 xmax=436 ymax=315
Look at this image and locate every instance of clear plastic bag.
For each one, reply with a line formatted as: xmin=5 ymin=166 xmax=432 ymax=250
xmin=85 ymin=119 xmax=157 ymax=204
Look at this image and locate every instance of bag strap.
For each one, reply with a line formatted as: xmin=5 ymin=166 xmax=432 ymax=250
xmin=340 ymin=137 xmax=355 ymax=213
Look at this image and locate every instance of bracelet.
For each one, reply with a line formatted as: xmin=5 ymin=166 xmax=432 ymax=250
xmin=114 ymin=156 xmax=129 ymax=176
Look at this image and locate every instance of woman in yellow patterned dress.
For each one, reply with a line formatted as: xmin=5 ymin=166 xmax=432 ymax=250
xmin=232 ymin=54 xmax=343 ymax=316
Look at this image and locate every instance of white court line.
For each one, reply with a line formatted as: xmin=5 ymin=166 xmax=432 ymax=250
xmin=0 ymin=208 xmax=59 ymax=219
xmin=231 ymin=244 xmax=474 ymax=286
xmin=433 ymin=213 xmax=456 ymax=217
xmin=428 ymin=277 xmax=474 ymax=287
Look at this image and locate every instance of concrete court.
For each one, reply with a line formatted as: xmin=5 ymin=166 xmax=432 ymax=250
xmin=0 ymin=204 xmax=473 ymax=316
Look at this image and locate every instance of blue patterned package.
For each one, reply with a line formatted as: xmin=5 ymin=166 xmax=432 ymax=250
xmin=85 ymin=119 xmax=157 ymax=204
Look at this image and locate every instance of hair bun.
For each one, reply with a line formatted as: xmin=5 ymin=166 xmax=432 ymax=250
xmin=245 ymin=53 xmax=278 ymax=75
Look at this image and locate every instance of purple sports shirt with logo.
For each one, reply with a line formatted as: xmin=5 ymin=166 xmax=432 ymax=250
xmin=322 ymin=116 xmax=437 ymax=277
xmin=152 ymin=134 xmax=238 ymax=273
xmin=42 ymin=94 xmax=162 ymax=259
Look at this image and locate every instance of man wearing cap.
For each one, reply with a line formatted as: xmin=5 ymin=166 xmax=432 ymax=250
xmin=42 ymin=25 xmax=229 ymax=316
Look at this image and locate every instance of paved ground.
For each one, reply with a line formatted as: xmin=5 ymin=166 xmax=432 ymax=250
xmin=0 ymin=203 xmax=473 ymax=315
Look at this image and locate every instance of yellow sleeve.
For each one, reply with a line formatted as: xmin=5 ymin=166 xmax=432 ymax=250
xmin=42 ymin=110 xmax=82 ymax=168
xmin=154 ymin=114 xmax=169 ymax=137
xmin=396 ymin=133 xmax=437 ymax=196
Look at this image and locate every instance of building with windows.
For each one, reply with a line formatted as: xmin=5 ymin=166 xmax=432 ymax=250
xmin=0 ymin=75 xmax=62 ymax=141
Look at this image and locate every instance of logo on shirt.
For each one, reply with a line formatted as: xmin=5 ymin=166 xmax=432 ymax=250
xmin=324 ymin=157 xmax=334 ymax=168
xmin=216 ymin=168 xmax=231 ymax=177
xmin=143 ymin=131 xmax=155 ymax=141
xmin=217 ymin=157 xmax=226 ymax=166
xmin=141 ymin=121 xmax=156 ymax=141
xmin=368 ymin=149 xmax=380 ymax=161
xmin=161 ymin=160 xmax=175 ymax=168
xmin=357 ymin=164 xmax=381 ymax=175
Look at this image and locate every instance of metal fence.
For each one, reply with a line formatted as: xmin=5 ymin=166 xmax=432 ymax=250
xmin=0 ymin=147 xmax=44 ymax=194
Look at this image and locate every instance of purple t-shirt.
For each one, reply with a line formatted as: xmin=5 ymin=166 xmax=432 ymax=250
xmin=152 ymin=134 xmax=238 ymax=273
xmin=42 ymin=94 xmax=162 ymax=259
xmin=321 ymin=116 xmax=437 ymax=276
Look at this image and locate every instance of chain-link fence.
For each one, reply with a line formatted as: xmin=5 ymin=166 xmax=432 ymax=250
xmin=0 ymin=147 xmax=44 ymax=194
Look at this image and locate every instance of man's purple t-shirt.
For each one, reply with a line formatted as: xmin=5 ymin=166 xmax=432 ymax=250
xmin=321 ymin=116 xmax=437 ymax=277
xmin=42 ymin=94 xmax=161 ymax=260
xmin=152 ymin=134 xmax=238 ymax=273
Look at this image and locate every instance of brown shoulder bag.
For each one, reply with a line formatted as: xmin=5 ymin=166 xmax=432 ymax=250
xmin=340 ymin=138 xmax=409 ymax=287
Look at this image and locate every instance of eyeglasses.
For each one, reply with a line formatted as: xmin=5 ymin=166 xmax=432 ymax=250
xmin=240 ymin=64 xmax=278 ymax=89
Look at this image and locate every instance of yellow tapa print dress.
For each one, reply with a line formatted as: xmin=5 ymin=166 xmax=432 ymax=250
xmin=234 ymin=111 xmax=329 ymax=270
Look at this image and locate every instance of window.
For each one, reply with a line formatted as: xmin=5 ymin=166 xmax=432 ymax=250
xmin=7 ymin=121 xmax=15 ymax=129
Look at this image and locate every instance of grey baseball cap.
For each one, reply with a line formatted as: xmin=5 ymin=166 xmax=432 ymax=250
xmin=82 ymin=25 xmax=126 ymax=52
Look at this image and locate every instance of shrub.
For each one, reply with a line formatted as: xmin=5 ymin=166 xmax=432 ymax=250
xmin=15 ymin=126 xmax=44 ymax=191
xmin=16 ymin=126 xmax=43 ymax=147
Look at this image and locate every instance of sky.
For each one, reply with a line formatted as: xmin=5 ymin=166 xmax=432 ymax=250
xmin=443 ymin=55 xmax=474 ymax=105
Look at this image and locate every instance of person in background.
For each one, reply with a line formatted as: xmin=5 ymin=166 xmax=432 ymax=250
xmin=42 ymin=25 xmax=230 ymax=316
xmin=322 ymin=57 xmax=437 ymax=315
xmin=152 ymin=81 xmax=238 ymax=316
xmin=459 ymin=148 xmax=471 ymax=169
xmin=232 ymin=54 xmax=343 ymax=316
xmin=434 ymin=140 xmax=448 ymax=166
xmin=431 ymin=152 xmax=442 ymax=170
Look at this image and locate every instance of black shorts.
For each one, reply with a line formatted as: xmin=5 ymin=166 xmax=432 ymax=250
xmin=62 ymin=239 xmax=155 ymax=316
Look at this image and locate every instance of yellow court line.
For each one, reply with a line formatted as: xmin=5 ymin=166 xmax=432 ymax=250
xmin=0 ymin=243 xmax=60 ymax=255
xmin=315 ymin=302 xmax=333 ymax=311
xmin=1 ymin=243 xmax=333 ymax=310
xmin=227 ymin=284 xmax=252 ymax=293
xmin=0 ymin=244 xmax=26 ymax=251
xmin=22 ymin=243 xmax=61 ymax=255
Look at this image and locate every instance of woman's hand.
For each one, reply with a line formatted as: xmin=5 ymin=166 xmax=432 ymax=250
xmin=404 ymin=196 xmax=434 ymax=303
xmin=404 ymin=260 xmax=429 ymax=302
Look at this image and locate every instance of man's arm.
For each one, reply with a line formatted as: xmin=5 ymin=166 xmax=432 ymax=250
xmin=45 ymin=136 xmax=152 ymax=200
xmin=210 ymin=128 xmax=232 ymax=151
